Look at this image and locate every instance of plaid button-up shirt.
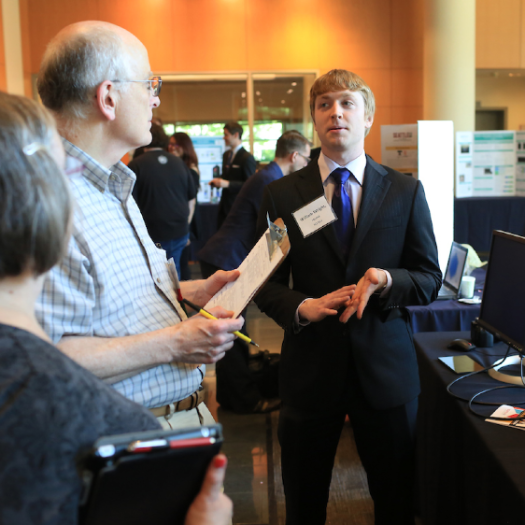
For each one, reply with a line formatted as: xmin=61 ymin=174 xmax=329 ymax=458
xmin=35 ymin=140 xmax=204 ymax=408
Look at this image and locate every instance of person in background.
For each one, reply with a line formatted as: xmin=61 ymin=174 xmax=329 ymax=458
xmin=35 ymin=20 xmax=243 ymax=431
xmin=0 ymin=91 xmax=232 ymax=525
xmin=169 ymin=132 xmax=201 ymax=280
xmin=198 ymin=131 xmax=311 ymax=414
xmin=209 ymin=121 xmax=256 ymax=228
xmin=129 ymin=124 xmax=196 ymax=277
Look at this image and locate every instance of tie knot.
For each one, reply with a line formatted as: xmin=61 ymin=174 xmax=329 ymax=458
xmin=331 ymin=167 xmax=351 ymax=185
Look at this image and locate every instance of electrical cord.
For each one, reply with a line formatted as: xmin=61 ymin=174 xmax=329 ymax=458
xmin=445 ymin=345 xmax=525 ymax=421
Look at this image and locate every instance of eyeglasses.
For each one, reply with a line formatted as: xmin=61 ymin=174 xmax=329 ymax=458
xmin=297 ymin=152 xmax=311 ymax=163
xmin=111 ymin=76 xmax=162 ymax=97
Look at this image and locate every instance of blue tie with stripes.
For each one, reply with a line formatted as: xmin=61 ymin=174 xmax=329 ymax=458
xmin=331 ymin=167 xmax=355 ymax=257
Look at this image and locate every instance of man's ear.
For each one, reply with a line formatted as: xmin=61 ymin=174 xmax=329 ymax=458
xmin=364 ymin=113 xmax=374 ymax=130
xmin=95 ymin=80 xmax=118 ymax=121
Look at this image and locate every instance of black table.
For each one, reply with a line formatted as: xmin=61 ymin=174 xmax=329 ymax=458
xmin=415 ymin=331 xmax=525 ymax=525
xmin=454 ymin=196 xmax=525 ymax=257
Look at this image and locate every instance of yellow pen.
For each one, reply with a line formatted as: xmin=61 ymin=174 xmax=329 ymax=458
xmin=181 ymin=298 xmax=260 ymax=348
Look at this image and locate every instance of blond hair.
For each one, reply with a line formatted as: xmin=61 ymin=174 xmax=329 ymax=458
xmin=310 ymin=69 xmax=375 ymax=136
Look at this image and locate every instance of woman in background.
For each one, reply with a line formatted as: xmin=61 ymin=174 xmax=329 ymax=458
xmin=170 ymin=132 xmax=201 ymax=280
xmin=0 ymin=92 xmax=231 ymax=525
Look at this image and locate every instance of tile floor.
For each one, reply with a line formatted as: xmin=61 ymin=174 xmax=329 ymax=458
xmin=203 ymin=301 xmax=280 ymax=525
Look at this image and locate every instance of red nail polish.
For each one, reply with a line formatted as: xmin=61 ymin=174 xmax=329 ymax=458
xmin=213 ymin=455 xmax=227 ymax=469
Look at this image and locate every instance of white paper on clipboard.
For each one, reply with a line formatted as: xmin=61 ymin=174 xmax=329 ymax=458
xmin=204 ymin=220 xmax=290 ymax=318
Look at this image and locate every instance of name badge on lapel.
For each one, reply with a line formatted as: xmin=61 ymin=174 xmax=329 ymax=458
xmin=292 ymin=195 xmax=336 ymax=238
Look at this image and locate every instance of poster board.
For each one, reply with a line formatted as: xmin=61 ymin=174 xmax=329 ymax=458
xmin=455 ymin=131 xmax=517 ymax=198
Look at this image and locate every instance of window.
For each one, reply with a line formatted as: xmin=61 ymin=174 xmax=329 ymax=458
xmin=155 ymin=72 xmax=316 ymax=202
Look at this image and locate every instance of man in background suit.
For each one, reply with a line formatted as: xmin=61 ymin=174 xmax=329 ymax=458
xmin=198 ymin=130 xmax=311 ymax=414
xmin=255 ymin=70 xmax=442 ymax=525
xmin=209 ymin=121 xmax=256 ymax=227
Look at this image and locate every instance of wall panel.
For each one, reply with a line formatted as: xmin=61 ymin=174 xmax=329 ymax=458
xmin=0 ymin=1 xmax=6 ymax=91
xmin=171 ymin=0 xmax=247 ymax=71
xmin=476 ymin=0 xmax=521 ymax=68
xmin=26 ymin=0 xmax=99 ymax=72
xmin=103 ymin=0 xmax=173 ymax=71
xmin=246 ymin=0 xmax=318 ymax=70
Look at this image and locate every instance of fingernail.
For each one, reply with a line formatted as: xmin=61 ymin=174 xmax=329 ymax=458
xmin=213 ymin=455 xmax=227 ymax=469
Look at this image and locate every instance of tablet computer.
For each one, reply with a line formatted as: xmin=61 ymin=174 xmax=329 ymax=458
xmin=78 ymin=424 xmax=222 ymax=525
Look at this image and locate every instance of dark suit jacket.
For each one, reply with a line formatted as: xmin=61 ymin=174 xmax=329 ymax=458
xmin=254 ymin=156 xmax=442 ymax=411
xmin=219 ymin=147 xmax=256 ymax=225
xmin=199 ymin=161 xmax=283 ymax=270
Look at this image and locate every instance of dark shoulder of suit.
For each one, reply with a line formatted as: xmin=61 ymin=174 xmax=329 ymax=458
xmin=198 ymin=162 xmax=283 ymax=270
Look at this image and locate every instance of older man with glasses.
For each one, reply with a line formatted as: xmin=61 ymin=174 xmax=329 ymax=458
xmin=35 ymin=21 xmax=243 ymax=430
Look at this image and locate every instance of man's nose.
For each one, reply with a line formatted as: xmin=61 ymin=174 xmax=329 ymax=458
xmin=331 ymin=102 xmax=342 ymax=118
xmin=152 ymin=95 xmax=160 ymax=108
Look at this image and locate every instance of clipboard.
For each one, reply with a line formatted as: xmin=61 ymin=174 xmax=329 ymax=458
xmin=78 ymin=425 xmax=222 ymax=525
xmin=203 ymin=217 xmax=290 ymax=318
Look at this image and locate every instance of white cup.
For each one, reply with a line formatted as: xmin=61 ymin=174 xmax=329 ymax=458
xmin=460 ymin=275 xmax=476 ymax=299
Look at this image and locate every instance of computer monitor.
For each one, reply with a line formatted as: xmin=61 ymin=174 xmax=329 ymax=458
xmin=478 ymin=230 xmax=525 ymax=353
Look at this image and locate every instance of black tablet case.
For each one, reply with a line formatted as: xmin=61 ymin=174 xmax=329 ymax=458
xmin=78 ymin=425 xmax=222 ymax=525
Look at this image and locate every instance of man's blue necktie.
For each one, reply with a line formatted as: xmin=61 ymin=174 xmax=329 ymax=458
xmin=331 ymin=167 xmax=355 ymax=257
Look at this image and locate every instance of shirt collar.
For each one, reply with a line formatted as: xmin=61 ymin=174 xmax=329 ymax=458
xmin=319 ymin=150 xmax=367 ymax=186
xmin=231 ymin=143 xmax=243 ymax=156
xmin=62 ymin=138 xmax=136 ymax=202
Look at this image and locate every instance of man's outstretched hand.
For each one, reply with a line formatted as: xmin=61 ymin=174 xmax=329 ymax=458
xmin=298 ymin=285 xmax=356 ymax=323
xmin=340 ymin=268 xmax=387 ymax=323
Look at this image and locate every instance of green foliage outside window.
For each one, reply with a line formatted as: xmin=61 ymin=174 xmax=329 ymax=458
xmin=163 ymin=120 xmax=284 ymax=163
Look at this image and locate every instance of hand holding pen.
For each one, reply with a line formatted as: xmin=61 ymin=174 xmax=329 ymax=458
xmin=182 ymin=299 xmax=260 ymax=348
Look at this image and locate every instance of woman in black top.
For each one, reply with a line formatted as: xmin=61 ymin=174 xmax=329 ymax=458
xmin=169 ymin=132 xmax=202 ymax=280
xmin=0 ymin=93 xmax=231 ymax=525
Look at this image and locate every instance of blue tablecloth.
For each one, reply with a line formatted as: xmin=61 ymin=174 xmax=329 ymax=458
xmin=407 ymin=268 xmax=486 ymax=333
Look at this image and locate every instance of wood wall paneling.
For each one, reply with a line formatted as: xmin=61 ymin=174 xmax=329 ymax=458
xmin=245 ymin=0 xmax=319 ymax=70
xmin=391 ymin=0 xmax=423 ymax=68
xmin=366 ymin=105 xmax=392 ymax=162
xmin=391 ymin=105 xmax=423 ymax=126
xmin=391 ymin=68 xmax=423 ymax=107
xmin=0 ymin=1 xmax=6 ymax=91
xmin=103 ymin=0 xmax=173 ymax=71
xmin=26 ymin=0 xmax=99 ymax=73
xmin=316 ymin=0 xmax=391 ymax=70
xmin=171 ymin=0 xmax=248 ymax=72
xmin=476 ymin=0 xmax=521 ymax=68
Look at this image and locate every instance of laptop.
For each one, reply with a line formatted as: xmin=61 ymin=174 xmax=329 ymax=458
xmin=436 ymin=242 xmax=468 ymax=300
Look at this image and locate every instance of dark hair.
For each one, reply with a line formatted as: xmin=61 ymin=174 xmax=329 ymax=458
xmin=224 ymin=121 xmax=243 ymax=139
xmin=37 ymin=25 xmax=129 ymax=120
xmin=148 ymin=123 xmax=169 ymax=149
xmin=275 ymin=130 xmax=310 ymax=158
xmin=0 ymin=93 xmax=72 ymax=278
xmin=173 ymin=132 xmax=199 ymax=169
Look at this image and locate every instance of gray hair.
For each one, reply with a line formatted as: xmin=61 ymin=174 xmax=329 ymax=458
xmin=0 ymin=92 xmax=72 ymax=277
xmin=37 ymin=26 xmax=131 ymax=121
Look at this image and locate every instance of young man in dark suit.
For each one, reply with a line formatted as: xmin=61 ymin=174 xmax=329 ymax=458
xmin=209 ymin=121 xmax=257 ymax=227
xmin=255 ymin=70 xmax=442 ymax=525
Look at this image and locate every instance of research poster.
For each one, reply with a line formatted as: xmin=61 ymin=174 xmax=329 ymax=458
xmin=380 ymin=124 xmax=418 ymax=179
xmin=192 ymin=137 xmax=225 ymax=203
xmin=516 ymin=131 xmax=525 ymax=196
xmin=455 ymin=132 xmax=474 ymax=198
xmin=472 ymin=132 xmax=515 ymax=197
xmin=456 ymin=131 xmax=517 ymax=197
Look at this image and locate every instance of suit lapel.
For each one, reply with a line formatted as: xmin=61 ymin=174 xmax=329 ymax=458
xmin=348 ymin=156 xmax=390 ymax=262
xmin=294 ymin=163 xmax=345 ymax=265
